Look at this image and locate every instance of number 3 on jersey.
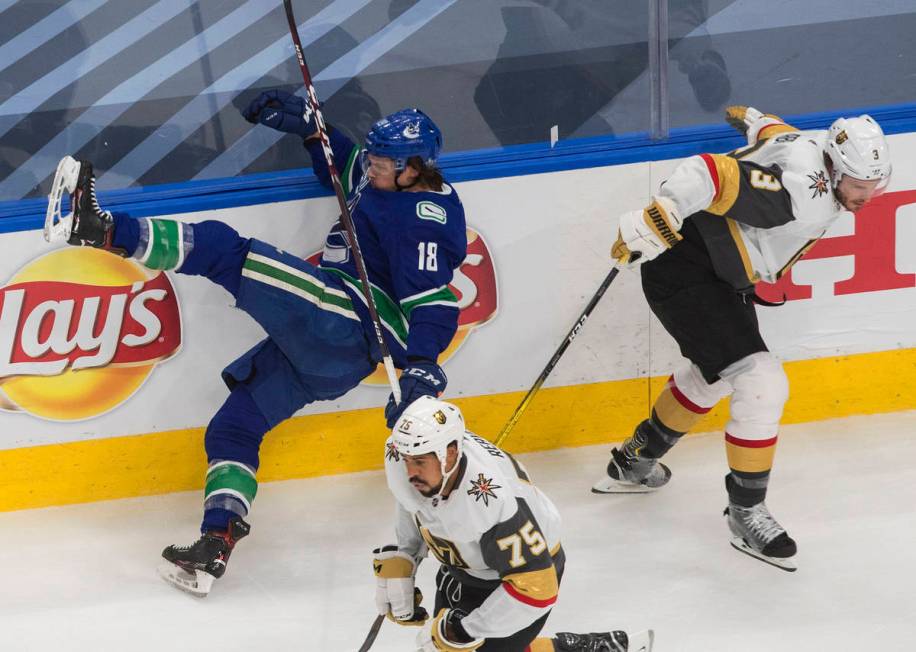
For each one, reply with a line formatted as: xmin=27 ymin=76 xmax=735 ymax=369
xmin=750 ymin=169 xmax=782 ymax=191
xmin=418 ymin=241 xmax=438 ymax=271
xmin=496 ymin=521 xmax=547 ymax=568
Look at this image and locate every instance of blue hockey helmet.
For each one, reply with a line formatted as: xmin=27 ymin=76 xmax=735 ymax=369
xmin=363 ymin=108 xmax=442 ymax=170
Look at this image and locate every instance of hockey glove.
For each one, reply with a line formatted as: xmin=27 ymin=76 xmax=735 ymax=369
xmin=241 ymin=89 xmax=317 ymax=138
xmin=725 ymin=105 xmax=784 ymax=140
xmin=385 ymin=360 xmax=447 ymax=428
xmin=373 ymin=545 xmax=428 ymax=625
xmin=612 ymin=197 xmax=683 ymax=267
xmin=416 ymin=609 xmax=484 ymax=652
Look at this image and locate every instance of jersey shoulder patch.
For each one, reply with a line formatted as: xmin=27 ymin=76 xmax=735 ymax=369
xmin=465 ymin=471 xmax=503 ymax=507
xmin=416 ymin=200 xmax=448 ymax=224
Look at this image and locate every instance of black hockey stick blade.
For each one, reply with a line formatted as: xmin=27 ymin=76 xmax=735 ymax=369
xmin=357 ymin=614 xmax=384 ymax=652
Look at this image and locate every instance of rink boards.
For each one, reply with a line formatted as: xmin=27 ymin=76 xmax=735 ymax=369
xmin=1 ymin=132 xmax=915 ymax=511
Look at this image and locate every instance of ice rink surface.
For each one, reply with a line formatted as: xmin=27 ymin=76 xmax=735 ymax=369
xmin=2 ymin=410 xmax=915 ymax=651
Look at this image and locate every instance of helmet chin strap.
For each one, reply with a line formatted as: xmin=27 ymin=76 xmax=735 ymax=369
xmin=434 ymin=448 xmax=463 ymax=500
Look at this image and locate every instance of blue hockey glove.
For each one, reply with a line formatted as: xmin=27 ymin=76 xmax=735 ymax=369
xmin=241 ymin=89 xmax=317 ymax=138
xmin=385 ymin=361 xmax=447 ymax=428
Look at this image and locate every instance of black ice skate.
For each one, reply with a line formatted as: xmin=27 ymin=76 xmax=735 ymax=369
xmin=725 ymin=502 xmax=797 ymax=572
xmin=158 ymin=517 xmax=251 ymax=597
xmin=592 ymin=424 xmax=671 ymax=494
xmin=44 ymin=155 xmax=122 ymax=253
xmin=554 ymin=629 xmax=654 ymax=652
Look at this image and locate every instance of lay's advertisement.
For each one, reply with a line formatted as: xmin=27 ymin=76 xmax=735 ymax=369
xmin=1 ymin=132 xmax=916 ymax=510
xmin=0 ymin=248 xmax=181 ymax=421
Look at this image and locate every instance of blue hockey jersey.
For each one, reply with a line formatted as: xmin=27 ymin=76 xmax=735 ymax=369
xmin=305 ymin=129 xmax=467 ymax=368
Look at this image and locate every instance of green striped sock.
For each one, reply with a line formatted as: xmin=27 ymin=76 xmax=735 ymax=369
xmin=204 ymin=461 xmax=258 ymax=514
xmin=137 ymin=218 xmax=190 ymax=270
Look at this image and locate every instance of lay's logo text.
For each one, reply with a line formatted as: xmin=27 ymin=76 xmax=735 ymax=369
xmin=0 ymin=247 xmax=182 ymax=421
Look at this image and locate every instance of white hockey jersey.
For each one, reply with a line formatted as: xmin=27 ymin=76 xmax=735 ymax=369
xmin=384 ymin=431 xmax=563 ymax=640
xmin=658 ymin=114 xmax=845 ymax=289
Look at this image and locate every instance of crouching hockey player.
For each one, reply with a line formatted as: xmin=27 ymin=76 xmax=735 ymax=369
xmin=376 ymin=396 xmax=654 ymax=651
xmin=45 ymin=95 xmax=467 ymax=596
xmin=591 ymin=106 xmax=892 ymax=571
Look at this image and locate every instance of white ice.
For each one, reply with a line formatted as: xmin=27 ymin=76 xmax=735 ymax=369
xmin=2 ymin=411 xmax=915 ymax=651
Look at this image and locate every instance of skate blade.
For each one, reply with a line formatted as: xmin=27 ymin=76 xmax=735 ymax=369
xmin=591 ymin=475 xmax=657 ymax=494
xmin=730 ymin=538 xmax=797 ymax=572
xmin=157 ymin=561 xmax=215 ymax=597
xmin=629 ymin=629 xmax=655 ymax=652
xmin=44 ymin=155 xmax=81 ymax=243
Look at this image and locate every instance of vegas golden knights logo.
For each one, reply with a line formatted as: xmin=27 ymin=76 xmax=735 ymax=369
xmin=417 ymin=522 xmax=469 ymax=569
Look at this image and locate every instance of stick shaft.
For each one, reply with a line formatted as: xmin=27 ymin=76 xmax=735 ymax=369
xmin=357 ymin=615 xmax=385 ymax=652
xmin=494 ymin=265 xmax=621 ymax=447
xmin=282 ymin=0 xmax=401 ymax=402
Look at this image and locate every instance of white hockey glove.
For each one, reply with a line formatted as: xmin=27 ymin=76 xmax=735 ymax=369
xmin=416 ymin=608 xmax=484 ymax=652
xmin=373 ymin=545 xmax=428 ymax=626
xmin=611 ymin=197 xmax=684 ymax=267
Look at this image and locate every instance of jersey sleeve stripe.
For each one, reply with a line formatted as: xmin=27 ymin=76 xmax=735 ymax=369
xmin=400 ymin=285 xmax=459 ymax=318
xmin=702 ymin=154 xmax=741 ymax=215
xmin=502 ymin=580 xmax=558 ymax=608
xmin=756 ymin=122 xmax=797 ymax=141
xmin=700 ymin=153 xmax=721 ymax=197
xmin=501 ymin=566 xmax=559 ymax=607
xmin=341 ymin=144 xmax=361 ymax=196
xmin=502 ymin=581 xmax=558 ymax=608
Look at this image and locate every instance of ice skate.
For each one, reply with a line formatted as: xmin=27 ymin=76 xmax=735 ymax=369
xmin=592 ymin=425 xmax=671 ymax=494
xmin=725 ymin=502 xmax=796 ymax=572
xmin=158 ymin=517 xmax=250 ymax=597
xmin=554 ymin=629 xmax=654 ymax=652
xmin=44 ymin=156 xmax=118 ymax=251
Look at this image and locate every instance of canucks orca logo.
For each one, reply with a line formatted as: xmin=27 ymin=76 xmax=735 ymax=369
xmin=417 ymin=201 xmax=447 ymax=224
xmin=402 ymin=122 xmax=421 ymax=139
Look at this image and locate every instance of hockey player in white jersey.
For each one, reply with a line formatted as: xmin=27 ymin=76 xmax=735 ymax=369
xmin=376 ymin=396 xmax=653 ymax=652
xmin=592 ymin=106 xmax=892 ymax=571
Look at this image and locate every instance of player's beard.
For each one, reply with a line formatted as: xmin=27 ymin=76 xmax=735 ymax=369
xmin=411 ymin=477 xmax=443 ymax=497
xmin=835 ymin=186 xmax=859 ymax=211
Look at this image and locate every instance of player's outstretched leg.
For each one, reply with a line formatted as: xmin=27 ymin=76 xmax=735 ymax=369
xmin=552 ymin=629 xmax=654 ymax=652
xmin=724 ymin=500 xmax=796 ymax=572
xmin=592 ymin=420 xmax=671 ymax=494
xmin=158 ymin=516 xmax=250 ymax=597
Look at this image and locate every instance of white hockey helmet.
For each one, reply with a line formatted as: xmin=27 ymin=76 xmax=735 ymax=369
xmin=391 ymin=396 xmax=466 ymax=489
xmin=824 ymin=115 xmax=891 ymax=191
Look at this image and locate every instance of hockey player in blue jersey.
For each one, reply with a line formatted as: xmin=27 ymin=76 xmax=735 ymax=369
xmin=48 ymin=93 xmax=467 ymax=596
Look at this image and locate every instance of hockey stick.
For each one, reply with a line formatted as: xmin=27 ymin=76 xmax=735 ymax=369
xmin=282 ymin=0 xmax=401 ymax=404
xmin=494 ymin=264 xmax=622 ymax=448
xmin=357 ymin=614 xmax=384 ymax=652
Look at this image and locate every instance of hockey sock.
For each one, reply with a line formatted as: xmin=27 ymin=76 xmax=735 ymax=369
xmin=724 ymin=432 xmax=776 ymax=506
xmin=641 ymin=374 xmax=714 ymax=457
xmin=203 ymin=460 xmax=258 ymax=531
xmin=133 ymin=217 xmax=195 ymax=270
xmin=635 ymin=416 xmax=683 ymax=459
xmin=528 ymin=639 xmax=555 ymax=651
xmin=201 ymin=385 xmax=269 ymax=531
xmin=110 ymin=212 xmax=140 ymax=255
